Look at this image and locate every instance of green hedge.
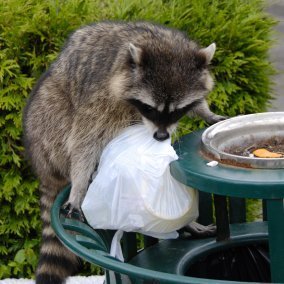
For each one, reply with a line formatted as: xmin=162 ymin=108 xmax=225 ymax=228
xmin=0 ymin=0 xmax=276 ymax=279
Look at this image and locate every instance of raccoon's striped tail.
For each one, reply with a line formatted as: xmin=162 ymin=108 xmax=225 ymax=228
xmin=36 ymin=183 xmax=80 ymax=284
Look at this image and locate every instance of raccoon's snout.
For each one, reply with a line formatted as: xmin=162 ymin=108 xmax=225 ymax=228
xmin=154 ymin=129 xmax=170 ymax=141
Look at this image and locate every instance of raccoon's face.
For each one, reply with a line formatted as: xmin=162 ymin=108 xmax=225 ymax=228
xmin=128 ymin=97 xmax=204 ymax=141
xmin=121 ymin=41 xmax=216 ymax=141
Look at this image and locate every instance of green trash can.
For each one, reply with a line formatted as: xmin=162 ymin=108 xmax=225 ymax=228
xmin=51 ymin=186 xmax=270 ymax=284
xmin=51 ymin=129 xmax=284 ymax=283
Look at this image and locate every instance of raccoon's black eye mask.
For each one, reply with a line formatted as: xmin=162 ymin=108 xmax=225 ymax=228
xmin=127 ymin=98 xmax=203 ymax=124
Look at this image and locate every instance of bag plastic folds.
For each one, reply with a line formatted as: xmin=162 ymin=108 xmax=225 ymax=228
xmin=81 ymin=124 xmax=198 ymax=261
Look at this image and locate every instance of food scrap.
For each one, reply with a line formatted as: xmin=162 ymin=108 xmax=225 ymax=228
xmin=252 ymin=148 xmax=283 ymax=158
xmin=206 ymin=160 xmax=219 ymax=167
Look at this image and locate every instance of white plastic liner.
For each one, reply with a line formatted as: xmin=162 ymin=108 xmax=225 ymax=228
xmin=82 ymin=125 xmax=198 ymax=261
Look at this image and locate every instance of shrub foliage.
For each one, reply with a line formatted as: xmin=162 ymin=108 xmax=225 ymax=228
xmin=0 ymin=0 xmax=276 ymax=279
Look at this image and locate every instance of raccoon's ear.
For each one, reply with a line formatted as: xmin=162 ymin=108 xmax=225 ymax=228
xmin=129 ymin=43 xmax=142 ymax=65
xmin=199 ymin=43 xmax=216 ymax=64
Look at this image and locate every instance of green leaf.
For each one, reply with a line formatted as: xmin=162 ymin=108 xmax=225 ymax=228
xmin=14 ymin=249 xmax=25 ymax=264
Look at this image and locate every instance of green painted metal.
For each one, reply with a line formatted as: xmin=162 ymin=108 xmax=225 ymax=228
xmin=51 ymin=186 xmax=267 ymax=284
xmin=51 ymin=129 xmax=284 ymax=283
xmin=229 ymin=197 xmax=246 ymax=223
xmin=214 ymin=194 xmax=230 ymax=241
xmin=171 ymin=130 xmax=284 ymax=199
xmin=122 ymin=232 xmax=137 ymax=262
xmin=198 ymin=191 xmax=213 ymax=225
xmin=171 ymin=130 xmax=284 ymax=283
xmin=266 ymin=199 xmax=284 ymax=283
xmin=130 ymin=222 xmax=268 ymax=275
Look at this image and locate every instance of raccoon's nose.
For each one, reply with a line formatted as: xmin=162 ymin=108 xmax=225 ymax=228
xmin=154 ymin=130 xmax=170 ymax=141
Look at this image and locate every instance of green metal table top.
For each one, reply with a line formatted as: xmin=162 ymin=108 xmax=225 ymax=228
xmin=170 ymin=129 xmax=284 ymax=199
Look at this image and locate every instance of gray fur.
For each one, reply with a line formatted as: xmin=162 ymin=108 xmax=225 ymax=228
xmin=23 ymin=21 xmax=223 ymax=283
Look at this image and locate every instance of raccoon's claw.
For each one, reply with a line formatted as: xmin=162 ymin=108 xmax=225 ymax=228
xmin=183 ymin=222 xmax=216 ymax=238
xmin=63 ymin=202 xmax=85 ymax=222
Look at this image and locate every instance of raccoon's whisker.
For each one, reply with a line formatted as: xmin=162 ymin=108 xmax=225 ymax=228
xmin=171 ymin=129 xmax=179 ymax=141
xmin=171 ymin=129 xmax=179 ymax=143
xmin=176 ymin=125 xmax=197 ymax=134
xmin=176 ymin=125 xmax=204 ymax=140
xmin=176 ymin=124 xmax=191 ymax=131
xmin=190 ymin=130 xmax=203 ymax=138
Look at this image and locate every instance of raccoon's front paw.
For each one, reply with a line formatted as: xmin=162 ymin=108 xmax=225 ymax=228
xmin=63 ymin=201 xmax=85 ymax=222
xmin=207 ymin=114 xmax=228 ymax=125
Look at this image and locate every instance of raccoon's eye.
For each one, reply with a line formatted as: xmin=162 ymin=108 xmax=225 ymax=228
xmin=129 ymin=61 xmax=136 ymax=70
xmin=143 ymin=104 xmax=154 ymax=113
xmin=127 ymin=99 xmax=156 ymax=119
xmin=170 ymin=109 xmax=187 ymax=122
xmin=170 ymin=99 xmax=204 ymax=123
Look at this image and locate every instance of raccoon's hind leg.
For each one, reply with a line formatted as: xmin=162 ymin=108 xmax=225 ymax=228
xmin=36 ymin=174 xmax=79 ymax=284
xmin=183 ymin=221 xmax=216 ymax=238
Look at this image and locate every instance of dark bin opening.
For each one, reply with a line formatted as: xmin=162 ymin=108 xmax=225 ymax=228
xmin=186 ymin=243 xmax=270 ymax=282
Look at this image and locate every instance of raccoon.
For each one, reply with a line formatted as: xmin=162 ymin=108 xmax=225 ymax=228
xmin=23 ymin=21 xmax=224 ymax=284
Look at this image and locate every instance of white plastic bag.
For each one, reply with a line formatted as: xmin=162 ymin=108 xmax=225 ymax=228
xmin=81 ymin=125 xmax=198 ymax=260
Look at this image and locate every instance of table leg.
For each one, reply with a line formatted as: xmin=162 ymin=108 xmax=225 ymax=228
xmin=266 ymin=198 xmax=284 ymax=283
xmin=214 ymin=194 xmax=230 ymax=241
